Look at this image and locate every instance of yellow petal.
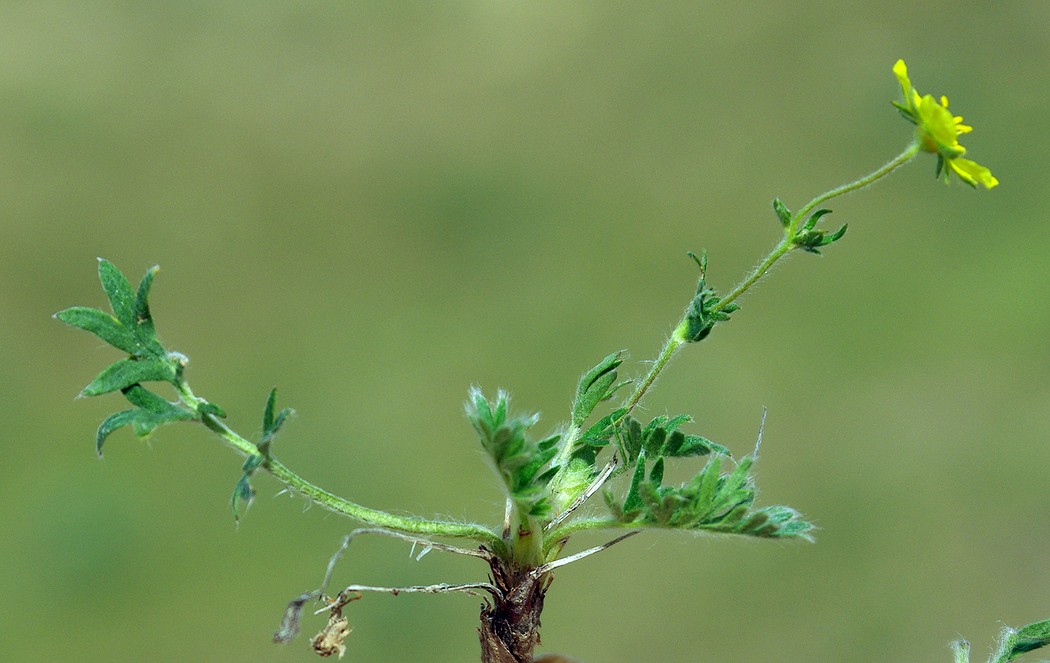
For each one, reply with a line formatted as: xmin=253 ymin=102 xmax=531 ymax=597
xmin=949 ymin=157 xmax=999 ymax=189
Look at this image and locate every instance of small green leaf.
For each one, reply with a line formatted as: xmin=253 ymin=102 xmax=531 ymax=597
xmin=81 ymin=356 xmax=178 ymax=396
xmin=131 ymin=265 xmax=165 ymax=356
xmin=94 ymin=392 xmax=196 ymax=456
xmin=260 ymin=388 xmax=293 ymax=452
xmin=680 ymin=252 xmax=736 ymax=343
xmin=572 ymin=351 xmax=626 ymax=427
xmin=617 ymin=417 xmax=644 ymax=466
xmin=96 ymin=410 xmax=139 ymax=456
xmin=121 ymin=384 xmax=174 ymax=412
xmin=648 ymin=456 xmax=664 ymax=487
xmin=97 ymin=258 xmax=137 ymax=327
xmin=197 ymin=401 xmax=226 ymax=418
xmin=622 ymin=454 xmax=647 ymax=514
xmin=232 ymin=454 xmax=265 ymax=522
xmin=772 ymin=197 xmax=792 ymax=227
xmin=54 ymin=306 xmax=140 ymax=355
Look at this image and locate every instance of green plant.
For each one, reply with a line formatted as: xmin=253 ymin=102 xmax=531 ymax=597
xmin=56 ymin=61 xmax=1041 ymax=662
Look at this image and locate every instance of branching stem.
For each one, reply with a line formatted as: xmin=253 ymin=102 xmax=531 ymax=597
xmin=546 ymin=142 xmax=921 ymax=533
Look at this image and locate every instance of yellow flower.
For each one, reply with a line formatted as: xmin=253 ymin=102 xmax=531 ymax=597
xmin=892 ymin=59 xmax=999 ymax=189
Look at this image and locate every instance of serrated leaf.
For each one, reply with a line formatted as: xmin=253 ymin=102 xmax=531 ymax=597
xmin=54 ymin=307 xmax=141 ymax=355
xmin=81 ymin=356 xmax=178 ymax=396
xmin=572 ymin=351 xmax=626 ymax=427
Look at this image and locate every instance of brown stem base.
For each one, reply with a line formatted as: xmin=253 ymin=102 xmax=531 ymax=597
xmin=478 ymin=556 xmax=551 ymax=663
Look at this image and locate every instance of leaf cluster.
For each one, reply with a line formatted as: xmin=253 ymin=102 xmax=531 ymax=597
xmin=605 ymin=450 xmax=811 ymax=539
xmin=466 ymin=388 xmax=561 ymax=518
xmin=773 ymin=197 xmax=848 ymax=254
xmin=56 ymin=260 xmax=294 ymax=523
xmin=232 ymin=388 xmax=293 ymax=520
xmin=680 ymin=251 xmax=739 ymax=343
xmin=54 ymin=259 xmax=202 ymax=454
xmin=468 ymin=347 xmax=813 ymax=543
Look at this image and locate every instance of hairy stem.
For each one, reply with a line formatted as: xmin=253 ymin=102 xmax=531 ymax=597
xmin=177 ymin=382 xmax=504 ymax=550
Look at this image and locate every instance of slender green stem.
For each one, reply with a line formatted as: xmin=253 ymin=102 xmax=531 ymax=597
xmin=545 ymin=143 xmax=921 ymax=535
xmin=621 ymin=332 xmax=685 ymax=419
xmin=716 ymin=141 xmax=920 ymax=313
xmin=176 ymin=383 xmax=504 ymax=551
xmin=792 ymin=141 xmax=919 ymax=233
xmin=713 ymin=237 xmax=792 ymax=312
xmin=544 ymin=517 xmax=637 ymax=554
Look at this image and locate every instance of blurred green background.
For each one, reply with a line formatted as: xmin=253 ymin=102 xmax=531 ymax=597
xmin=4 ymin=2 xmax=1048 ymax=661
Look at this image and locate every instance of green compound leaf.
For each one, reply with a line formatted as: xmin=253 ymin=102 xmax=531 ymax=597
xmin=606 ymin=449 xmax=813 ymax=540
xmin=615 ymin=415 xmax=728 ymax=469
xmin=572 ymin=351 xmax=627 ymax=427
xmin=467 ymin=388 xmax=560 ymax=518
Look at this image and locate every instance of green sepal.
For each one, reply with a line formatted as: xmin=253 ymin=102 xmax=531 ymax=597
xmin=80 ymin=356 xmax=179 ymax=396
xmin=792 ymin=209 xmax=847 ymax=255
xmin=572 ymin=351 xmax=627 ymax=427
xmin=232 ymin=454 xmax=265 ymax=522
xmin=772 ymin=197 xmax=792 ymax=227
